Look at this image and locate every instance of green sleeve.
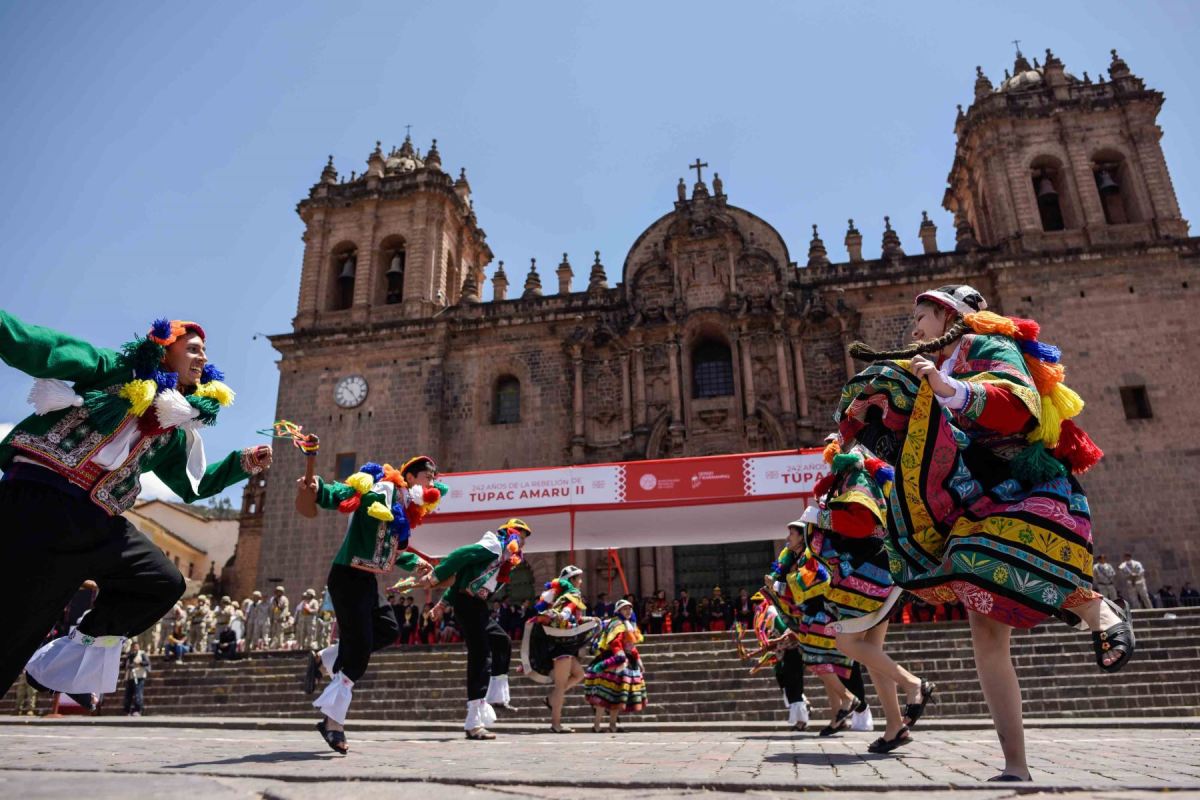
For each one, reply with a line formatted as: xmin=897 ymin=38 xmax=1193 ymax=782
xmin=395 ymin=551 xmax=420 ymax=572
xmin=315 ymin=477 xmax=357 ymax=510
xmin=432 ymin=543 xmax=495 ymax=583
xmin=148 ymin=431 xmax=251 ymax=503
xmin=0 ymin=310 xmax=126 ymax=385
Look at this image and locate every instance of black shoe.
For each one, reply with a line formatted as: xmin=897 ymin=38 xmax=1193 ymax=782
xmin=986 ymin=773 xmax=1031 ymax=782
xmin=819 ymin=707 xmax=853 ymax=737
xmin=867 ymin=726 xmax=911 ymax=754
xmin=1094 ymin=598 xmax=1135 ymax=673
xmin=316 ymin=719 xmax=348 ymax=754
xmin=903 ymin=680 xmax=935 ymax=726
xmin=304 ymin=651 xmax=320 ymax=694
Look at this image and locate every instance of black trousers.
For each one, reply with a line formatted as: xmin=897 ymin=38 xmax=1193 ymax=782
xmin=0 ymin=480 xmax=185 ymax=695
xmin=326 ymin=563 xmax=398 ymax=683
xmin=487 ymin=615 xmax=511 ymax=677
xmin=775 ymin=648 xmax=806 ymax=704
xmin=840 ymin=662 xmax=866 ymax=706
xmin=452 ymin=593 xmax=491 ymax=701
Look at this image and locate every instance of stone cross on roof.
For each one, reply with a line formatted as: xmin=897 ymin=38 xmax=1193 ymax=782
xmin=689 ymin=158 xmax=709 ymax=184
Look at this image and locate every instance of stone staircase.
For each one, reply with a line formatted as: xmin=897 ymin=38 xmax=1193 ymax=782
xmin=5 ymin=607 xmax=1198 ymax=723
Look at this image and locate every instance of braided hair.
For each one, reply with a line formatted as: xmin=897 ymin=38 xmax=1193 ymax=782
xmin=848 ymin=310 xmax=971 ymax=362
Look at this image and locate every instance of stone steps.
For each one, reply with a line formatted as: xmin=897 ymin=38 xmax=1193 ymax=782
xmin=6 ymin=608 xmax=1197 ymax=723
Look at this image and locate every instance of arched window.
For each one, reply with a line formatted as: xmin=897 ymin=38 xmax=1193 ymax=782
xmin=331 ymin=246 xmax=357 ymax=310
xmin=1027 ymin=155 xmax=1075 ymax=231
xmin=692 ymin=340 xmax=734 ymax=398
xmin=493 ymin=376 xmax=520 ymax=424
xmin=385 ymin=247 xmax=405 ymax=304
xmin=1092 ymin=152 xmax=1140 ymax=225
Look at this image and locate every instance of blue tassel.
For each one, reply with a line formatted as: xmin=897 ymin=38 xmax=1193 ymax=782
xmin=150 ymin=318 xmax=173 ymax=341
xmin=155 ymin=371 xmax=178 ymax=391
xmin=874 ymin=464 xmax=895 ymax=484
xmin=1019 ymin=339 xmax=1061 ymax=363
xmin=200 ymin=363 xmax=225 ymax=383
xmin=358 ymin=462 xmax=385 ymax=481
xmin=389 ymin=503 xmax=411 ymax=546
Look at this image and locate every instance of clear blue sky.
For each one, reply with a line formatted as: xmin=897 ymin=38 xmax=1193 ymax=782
xmin=1 ymin=1 xmax=1197 ymax=502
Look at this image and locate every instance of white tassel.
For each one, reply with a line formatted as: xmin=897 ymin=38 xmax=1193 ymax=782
xmin=154 ymin=389 xmax=199 ymax=430
xmin=27 ymin=379 xmax=83 ymax=415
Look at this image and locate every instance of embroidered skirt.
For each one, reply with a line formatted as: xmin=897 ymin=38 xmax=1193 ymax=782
xmin=840 ymin=366 xmax=1098 ymax=628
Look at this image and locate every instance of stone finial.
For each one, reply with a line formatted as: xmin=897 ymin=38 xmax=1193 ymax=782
xmin=881 ymin=216 xmax=905 ymax=258
xmin=588 ymin=250 xmax=608 ymax=292
xmin=366 ymin=141 xmax=385 ymax=178
xmin=845 ymin=218 xmax=864 ymax=263
xmin=974 ymin=65 xmax=994 ymax=100
xmin=425 ymin=138 xmax=442 ymax=170
xmin=1109 ymin=48 xmax=1130 ymax=79
xmin=1083 ymin=71 xmax=1092 ymax=85
xmin=677 ymin=177 xmax=686 ymax=202
xmin=492 ymin=260 xmax=509 ymax=301
xmin=954 ymin=213 xmax=980 ymax=252
xmin=918 ymin=211 xmax=938 ymax=255
xmin=522 ymin=258 xmax=543 ymax=299
xmin=556 ymin=252 xmax=574 ymax=295
xmin=460 ymin=268 xmax=480 ymax=304
xmin=399 ymin=133 xmax=415 ymax=156
xmin=320 ymin=155 xmax=337 ymax=184
xmin=807 ymin=224 xmax=830 ymax=268
xmin=712 ymin=172 xmax=724 ymax=197
xmin=454 ymin=167 xmax=470 ymax=202
xmin=1044 ymin=48 xmax=1062 ymax=68
xmin=956 ymin=103 xmax=965 ymax=121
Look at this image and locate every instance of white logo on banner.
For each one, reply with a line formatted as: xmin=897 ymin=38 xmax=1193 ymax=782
xmin=639 ymin=473 xmax=657 ymax=491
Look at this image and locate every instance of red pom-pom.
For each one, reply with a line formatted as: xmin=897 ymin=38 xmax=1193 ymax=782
xmin=423 ymin=486 xmax=441 ymax=504
xmin=338 ymin=495 xmax=362 ymax=514
xmin=1051 ymin=420 xmax=1104 ymax=474
xmin=1011 ymin=317 xmax=1041 ymax=341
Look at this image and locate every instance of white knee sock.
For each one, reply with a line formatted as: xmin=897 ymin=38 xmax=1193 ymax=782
xmin=319 ymin=644 xmax=338 ymax=675
xmin=26 ymin=628 xmax=125 ymax=695
xmin=313 ymin=672 xmax=354 ymax=725
xmin=485 ymin=674 xmax=510 ymax=705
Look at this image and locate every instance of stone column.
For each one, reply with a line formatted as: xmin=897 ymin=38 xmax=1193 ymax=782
xmin=619 ymin=352 xmax=633 ymax=442
xmin=739 ymin=328 xmax=756 ymax=416
xmin=633 ymin=343 xmax=647 ymax=429
xmin=666 ymin=337 xmax=683 ymax=425
xmin=790 ymin=324 xmax=811 ymax=427
xmin=570 ymin=345 xmax=585 ymax=462
xmin=774 ymin=330 xmax=793 ymax=416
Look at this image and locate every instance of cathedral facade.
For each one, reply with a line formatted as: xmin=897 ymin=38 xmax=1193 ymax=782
xmin=232 ymin=48 xmax=1198 ymax=603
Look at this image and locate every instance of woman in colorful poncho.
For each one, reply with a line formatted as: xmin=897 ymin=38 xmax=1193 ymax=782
xmin=584 ymin=598 xmax=647 ymax=731
xmin=805 ymin=438 xmax=932 ymax=753
xmin=521 ymin=565 xmax=598 ymax=733
xmin=837 ymin=284 xmax=1131 ymax=781
xmin=0 ymin=312 xmax=270 ymax=704
xmin=764 ymin=525 xmax=863 ymax=737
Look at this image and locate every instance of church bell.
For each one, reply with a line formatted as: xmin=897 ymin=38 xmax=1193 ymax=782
xmin=1095 ymin=168 xmax=1120 ymax=195
xmin=1036 ymin=174 xmax=1058 ymax=200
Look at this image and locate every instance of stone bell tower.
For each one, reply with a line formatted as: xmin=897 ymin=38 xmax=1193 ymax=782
xmin=944 ymin=47 xmax=1189 ymax=254
xmin=292 ymin=135 xmax=492 ymax=330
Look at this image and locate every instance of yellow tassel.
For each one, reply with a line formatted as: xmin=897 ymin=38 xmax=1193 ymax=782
xmin=367 ymin=501 xmax=394 ymax=522
xmin=964 ymin=311 xmax=1017 ymax=337
xmin=119 ymin=379 xmax=158 ymax=417
xmin=193 ymin=379 xmax=235 ymax=407
xmin=1038 ymin=395 xmax=1063 ymax=448
xmin=1023 ymin=354 xmax=1065 ymax=394
xmin=344 ymin=472 xmax=374 ymax=495
xmin=1050 ymin=382 xmax=1084 ymax=420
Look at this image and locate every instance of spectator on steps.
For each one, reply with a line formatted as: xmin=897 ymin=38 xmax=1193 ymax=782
xmin=164 ymin=622 xmax=189 ymax=660
xmin=676 ymin=589 xmax=696 ymax=633
xmin=646 ymin=589 xmax=668 ymax=635
xmin=1092 ymin=554 xmax=1118 ymax=603
xmin=1182 ymin=583 xmax=1200 ymax=607
xmin=734 ymin=588 xmax=753 ymax=629
xmin=1120 ymin=552 xmax=1153 ymax=610
xmin=121 ymin=642 xmax=150 ymax=716
xmin=1158 ymin=585 xmax=1178 ymax=608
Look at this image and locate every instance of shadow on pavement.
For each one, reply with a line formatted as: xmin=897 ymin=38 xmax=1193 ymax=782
xmin=166 ymin=750 xmax=338 ymax=768
xmin=762 ymin=751 xmax=898 ymax=765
